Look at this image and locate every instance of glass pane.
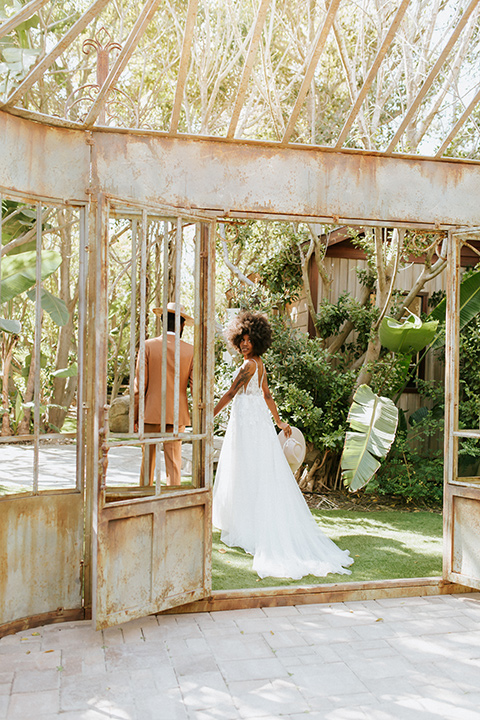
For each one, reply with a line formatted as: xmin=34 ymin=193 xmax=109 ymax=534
xmin=457 ymin=437 xmax=480 ymax=480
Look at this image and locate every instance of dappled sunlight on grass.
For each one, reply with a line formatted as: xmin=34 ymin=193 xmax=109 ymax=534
xmin=212 ymin=509 xmax=443 ymax=590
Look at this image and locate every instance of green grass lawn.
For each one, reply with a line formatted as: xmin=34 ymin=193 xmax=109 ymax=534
xmin=212 ymin=509 xmax=443 ymax=590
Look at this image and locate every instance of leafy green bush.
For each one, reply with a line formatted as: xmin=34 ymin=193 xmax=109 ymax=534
xmin=264 ymin=317 xmax=355 ymax=451
xmin=369 ymin=403 xmax=444 ymax=505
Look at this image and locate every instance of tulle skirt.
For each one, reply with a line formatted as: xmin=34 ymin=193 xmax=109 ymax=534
xmin=212 ymin=393 xmax=353 ymax=579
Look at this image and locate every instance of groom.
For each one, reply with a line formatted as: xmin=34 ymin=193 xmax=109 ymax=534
xmin=134 ymin=303 xmax=194 ymax=486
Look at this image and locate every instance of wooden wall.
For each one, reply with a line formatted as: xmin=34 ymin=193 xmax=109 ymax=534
xmin=288 ymin=256 xmax=446 ymax=421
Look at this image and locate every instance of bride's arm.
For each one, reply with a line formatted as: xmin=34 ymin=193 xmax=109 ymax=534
xmin=261 ymin=372 xmax=292 ymax=437
xmin=213 ymin=360 xmax=255 ymax=417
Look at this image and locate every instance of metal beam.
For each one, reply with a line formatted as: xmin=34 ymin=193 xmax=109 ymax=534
xmin=94 ymin=130 xmax=480 ymax=228
xmin=281 ymin=0 xmax=341 ymax=145
xmin=335 ymin=0 xmax=410 ymax=149
xmin=169 ymin=0 xmax=199 ymax=134
xmin=2 ymin=110 xmax=480 ymax=228
xmin=0 ymin=111 xmax=90 ymax=201
xmin=386 ymin=0 xmax=480 ymax=153
xmin=436 ymin=86 xmax=480 ymax=157
xmin=2 ymin=0 xmax=111 ymax=108
xmin=83 ymin=0 xmax=162 ymax=128
xmin=0 ymin=0 xmax=49 ymax=38
xmin=226 ymin=0 xmax=272 ymax=139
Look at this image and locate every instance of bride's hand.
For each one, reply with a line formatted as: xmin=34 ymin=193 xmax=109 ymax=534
xmin=278 ymin=421 xmax=292 ymax=438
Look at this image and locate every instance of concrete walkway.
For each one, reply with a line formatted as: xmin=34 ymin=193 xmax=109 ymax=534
xmin=1 ymin=592 xmax=480 ymax=719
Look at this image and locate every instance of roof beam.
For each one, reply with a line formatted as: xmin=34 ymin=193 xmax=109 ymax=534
xmin=386 ymin=0 xmax=480 ymax=154
xmin=83 ymin=0 xmax=163 ymax=128
xmin=226 ymin=0 xmax=272 ymax=140
xmin=0 ymin=0 xmax=50 ymax=38
xmin=169 ymin=0 xmax=199 ymax=134
xmin=281 ymin=0 xmax=341 ymax=145
xmin=2 ymin=0 xmax=111 ymax=108
xmin=335 ymin=0 xmax=410 ymax=149
xmin=436 ymin=86 xmax=480 ymax=157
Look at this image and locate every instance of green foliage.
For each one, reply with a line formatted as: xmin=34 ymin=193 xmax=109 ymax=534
xmin=263 ymin=317 xmax=355 ymax=451
xmin=258 ymin=238 xmax=303 ymax=305
xmin=222 ymin=221 xmax=306 ymax=308
xmin=369 ymin=407 xmax=444 ymax=506
xmin=379 ymin=313 xmax=439 ymax=354
xmin=314 ymin=292 xmax=378 ymax=357
xmin=0 ymin=250 xmax=62 ymax=303
xmin=341 ymin=385 xmax=398 ymax=492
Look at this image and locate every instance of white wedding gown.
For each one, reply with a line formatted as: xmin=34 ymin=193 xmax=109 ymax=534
xmin=212 ymin=362 xmax=353 ymax=579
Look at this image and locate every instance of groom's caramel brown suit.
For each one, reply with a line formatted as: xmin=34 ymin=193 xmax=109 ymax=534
xmin=134 ymin=309 xmax=193 ymax=486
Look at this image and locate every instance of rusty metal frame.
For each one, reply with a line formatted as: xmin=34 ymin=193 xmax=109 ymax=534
xmin=83 ymin=0 xmax=163 ymax=128
xmin=2 ymin=0 xmax=112 ymax=109
xmin=443 ymin=226 xmax=480 ymax=591
xmin=0 ymin=188 xmax=87 ymax=634
xmin=89 ymin=195 xmax=215 ymax=628
xmin=281 ymin=0 xmax=341 ymax=145
xmin=335 ymin=0 xmax=410 ymax=149
xmin=226 ymin=0 xmax=272 ymax=140
xmin=436 ymin=86 xmax=480 ymax=157
xmin=0 ymin=0 xmax=50 ymax=38
xmin=386 ymin=0 xmax=480 ymax=153
xmin=1 ymin=1 xmax=480 ymax=161
xmin=169 ymin=0 xmax=199 ymax=134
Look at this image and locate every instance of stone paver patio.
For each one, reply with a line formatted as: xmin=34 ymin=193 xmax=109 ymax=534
xmin=1 ymin=592 xmax=480 ymax=719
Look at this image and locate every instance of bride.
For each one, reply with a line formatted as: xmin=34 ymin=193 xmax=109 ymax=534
xmin=212 ymin=310 xmax=353 ymax=580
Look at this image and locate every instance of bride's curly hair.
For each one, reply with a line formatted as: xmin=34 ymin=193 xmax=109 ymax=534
xmin=226 ymin=311 xmax=272 ymax=356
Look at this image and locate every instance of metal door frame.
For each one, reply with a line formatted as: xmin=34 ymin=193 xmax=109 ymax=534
xmin=443 ymin=226 xmax=480 ymax=589
xmin=84 ymin=194 xmax=216 ymax=628
xmin=0 ymin=187 xmax=87 ymax=635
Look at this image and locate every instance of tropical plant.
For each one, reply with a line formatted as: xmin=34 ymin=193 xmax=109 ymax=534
xmin=341 ymin=384 xmax=398 ymax=492
xmin=1 ymin=243 xmax=72 ymax=434
xmin=379 ymin=312 xmax=439 ymax=355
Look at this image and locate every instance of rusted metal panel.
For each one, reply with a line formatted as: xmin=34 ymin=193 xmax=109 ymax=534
xmin=0 ymin=111 xmax=89 ymax=202
xmin=445 ymin=486 xmax=480 ymax=590
xmin=94 ymin=132 xmax=480 ymax=227
xmin=0 ymin=493 xmax=83 ymax=626
xmin=452 ymin=495 xmax=480 ymax=583
xmin=165 ymin=578 xmax=475 ymax=615
xmin=95 ymin=489 xmax=211 ymax=629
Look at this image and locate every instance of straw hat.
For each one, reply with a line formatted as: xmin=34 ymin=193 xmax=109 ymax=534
xmin=153 ymin=302 xmax=194 ymax=326
xmin=278 ymin=427 xmax=306 ymax=473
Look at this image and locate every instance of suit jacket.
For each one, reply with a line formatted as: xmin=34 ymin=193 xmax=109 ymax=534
xmin=134 ymin=334 xmax=194 ymax=426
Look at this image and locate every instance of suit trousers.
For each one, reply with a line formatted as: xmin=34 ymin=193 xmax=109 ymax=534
xmin=140 ymin=423 xmax=185 ymax=486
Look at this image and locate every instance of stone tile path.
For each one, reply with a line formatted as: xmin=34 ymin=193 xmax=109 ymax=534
xmin=1 ymin=593 xmax=480 ymax=719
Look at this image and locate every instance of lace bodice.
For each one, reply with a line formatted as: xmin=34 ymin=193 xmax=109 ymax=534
xmin=236 ymin=360 xmax=264 ymax=397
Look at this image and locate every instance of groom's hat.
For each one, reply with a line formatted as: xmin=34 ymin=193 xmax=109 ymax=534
xmin=153 ymin=302 xmax=194 ymax=326
xmin=278 ymin=427 xmax=306 ymax=473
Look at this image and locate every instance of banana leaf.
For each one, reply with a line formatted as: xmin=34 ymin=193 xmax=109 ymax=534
xmin=341 ymin=384 xmax=398 ymax=492
xmin=0 ymin=250 xmax=61 ymax=304
xmin=428 ymin=269 xmax=480 ymax=349
xmin=51 ymin=363 xmax=78 ymax=378
xmin=379 ymin=312 xmax=439 ymax=354
xmin=0 ymin=317 xmax=21 ymax=334
xmin=26 ymin=287 xmax=69 ymax=326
